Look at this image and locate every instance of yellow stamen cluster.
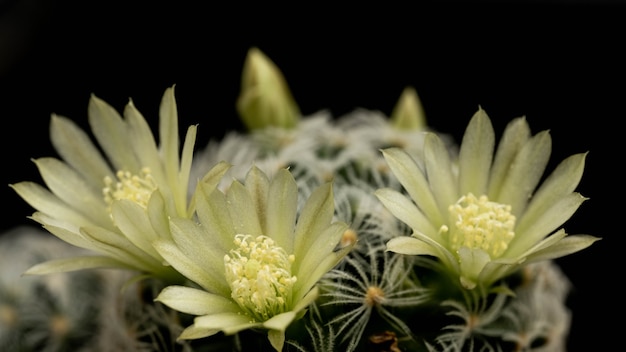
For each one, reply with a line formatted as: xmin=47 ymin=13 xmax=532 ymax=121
xmin=103 ymin=168 xmax=157 ymax=210
xmin=447 ymin=193 xmax=516 ymax=258
xmin=224 ymin=234 xmax=296 ymax=321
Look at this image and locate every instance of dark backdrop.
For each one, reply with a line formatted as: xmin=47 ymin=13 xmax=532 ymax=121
xmin=1 ymin=1 xmax=622 ymax=350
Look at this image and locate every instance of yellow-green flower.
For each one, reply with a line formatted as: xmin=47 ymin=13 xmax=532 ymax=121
xmin=153 ymin=163 xmax=353 ymax=351
xmin=375 ymin=108 xmax=600 ymax=290
xmin=11 ymin=86 xmax=196 ymax=282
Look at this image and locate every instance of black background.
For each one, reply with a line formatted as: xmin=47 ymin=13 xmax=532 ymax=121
xmin=1 ymin=1 xmax=622 ymax=351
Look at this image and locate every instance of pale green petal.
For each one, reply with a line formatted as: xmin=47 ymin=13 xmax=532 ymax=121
xmin=198 ymin=161 xmax=232 ymax=190
xmin=381 ymin=148 xmax=443 ymax=228
xmin=193 ymin=312 xmax=260 ymax=335
xmin=226 ymin=180 xmax=263 ymax=236
xmin=88 ymin=94 xmax=139 ymax=173
xmin=154 ymin=239 xmax=229 ymax=296
xmin=458 ymin=247 xmax=491 ymax=290
xmin=424 ymin=133 xmax=459 ymax=217
xmin=386 ymin=236 xmax=440 ymax=257
xmin=263 ymin=311 xmax=297 ymax=331
xmin=293 ymin=182 xmax=335 ymax=260
xmin=178 ymin=324 xmax=220 ymax=340
xmin=296 ymin=244 xmax=352 ymax=299
xmin=159 ymin=86 xmax=180 ymax=182
xmin=168 ymin=217 xmax=229 ymax=292
xmin=111 ymin=199 xmax=161 ymax=260
xmin=23 ymin=255 xmax=134 ymax=275
xmin=293 ymin=285 xmax=319 ymax=313
xmin=487 ymin=117 xmax=531 ymax=199
xmin=11 ymin=182 xmax=95 ymax=227
xmin=243 ymin=166 xmax=271 ymax=235
xmin=497 ymin=131 xmax=551 ymax=219
xmin=50 ymin=114 xmax=114 ymax=186
xmin=81 ymin=225 xmax=161 ymax=271
xmin=266 ymin=169 xmax=298 ymax=254
xmin=524 ymin=234 xmax=601 ymax=263
xmin=295 ymin=222 xmax=347 ymax=291
xmin=458 ymin=108 xmax=494 ymax=197
xmin=124 ymin=99 xmax=163 ymax=181
xmin=31 ymin=213 xmax=93 ymax=249
xmin=147 ymin=191 xmax=174 ymax=242
xmin=155 ymin=285 xmax=240 ymax=315
xmin=500 ymin=229 xmax=568 ymax=264
xmin=177 ymin=125 xmax=197 ymax=216
xmin=33 ymin=158 xmax=109 ymax=224
xmin=510 ymin=193 xmax=587 ymax=256
xmin=517 ymin=153 xmax=587 ymax=235
xmin=195 ymin=185 xmax=235 ymax=252
xmin=268 ymin=329 xmax=286 ymax=351
xmin=374 ymin=188 xmax=440 ymax=242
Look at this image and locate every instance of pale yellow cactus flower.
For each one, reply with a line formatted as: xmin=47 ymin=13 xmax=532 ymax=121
xmin=11 ymin=86 xmax=196 ymax=283
xmin=153 ymin=163 xmax=353 ymax=351
xmin=375 ymin=108 xmax=600 ymax=291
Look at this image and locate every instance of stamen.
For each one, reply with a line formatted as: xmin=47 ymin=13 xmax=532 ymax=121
xmin=224 ymin=234 xmax=296 ymax=321
xmin=103 ymin=168 xmax=157 ymax=210
xmin=446 ymin=193 xmax=516 ymax=258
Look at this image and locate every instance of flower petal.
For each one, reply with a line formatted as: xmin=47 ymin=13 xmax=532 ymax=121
xmin=153 ymin=239 xmax=229 ymax=296
xmin=263 ymin=311 xmax=297 ymax=331
xmin=516 ymin=153 xmax=587 ymax=235
xmin=380 ymin=147 xmax=443 ymax=227
xmin=458 ymin=108 xmax=494 ymax=197
xmin=374 ymin=188 xmax=440 ymax=242
xmin=524 ymin=234 xmax=601 ymax=263
xmin=424 ymin=132 xmax=458 ymax=217
xmin=50 ymin=114 xmax=114 ymax=186
xmin=111 ymin=199 xmax=161 ymax=260
xmin=34 ymin=157 xmax=109 ymax=224
xmin=497 ymin=130 xmax=551 ymax=219
xmin=24 ymin=255 xmax=133 ymax=275
xmin=293 ymin=182 xmax=335 ymax=260
xmin=155 ymin=285 xmax=240 ymax=315
xmin=11 ymin=182 xmax=94 ymax=227
xmin=266 ymin=169 xmax=298 ymax=253
xmin=193 ymin=312 xmax=261 ymax=335
xmin=510 ymin=193 xmax=587 ymax=256
xmin=487 ymin=117 xmax=531 ymax=199
xmin=386 ymin=236 xmax=439 ymax=257
xmin=88 ymin=93 xmax=139 ymax=172
xmin=225 ymin=180 xmax=263 ymax=236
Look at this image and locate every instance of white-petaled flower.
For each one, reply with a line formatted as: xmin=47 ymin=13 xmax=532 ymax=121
xmin=153 ymin=164 xmax=353 ymax=351
xmin=11 ymin=86 xmax=196 ymax=282
xmin=376 ymin=108 xmax=600 ymax=290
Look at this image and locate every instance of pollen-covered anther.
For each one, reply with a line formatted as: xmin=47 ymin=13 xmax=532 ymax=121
xmin=103 ymin=167 xmax=157 ymax=209
xmin=447 ymin=193 xmax=516 ymax=258
xmin=224 ymin=234 xmax=296 ymax=321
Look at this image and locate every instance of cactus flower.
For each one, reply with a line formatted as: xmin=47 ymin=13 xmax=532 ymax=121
xmin=153 ymin=164 xmax=353 ymax=351
xmin=11 ymin=86 xmax=196 ymax=282
xmin=376 ymin=108 xmax=600 ymax=290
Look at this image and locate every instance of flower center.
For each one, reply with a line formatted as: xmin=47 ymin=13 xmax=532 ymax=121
xmin=447 ymin=193 xmax=515 ymax=258
xmin=103 ymin=168 xmax=157 ymax=210
xmin=224 ymin=234 xmax=296 ymax=322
